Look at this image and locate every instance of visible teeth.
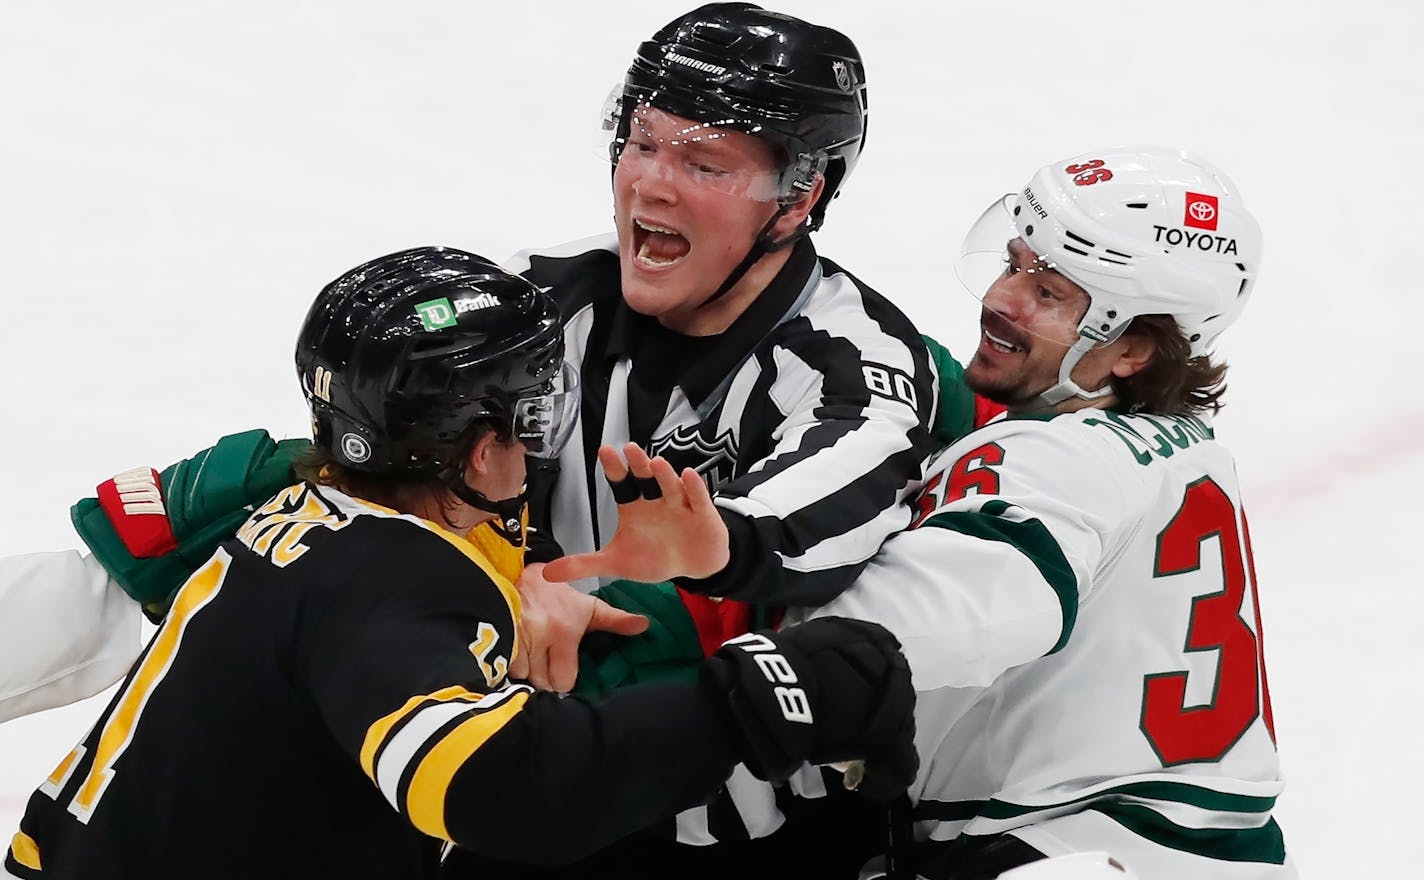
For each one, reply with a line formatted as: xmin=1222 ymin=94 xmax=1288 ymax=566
xmin=634 ymin=218 xmax=685 ymax=266
xmin=635 ymin=219 xmax=680 ymax=235
xmin=637 ymin=241 xmax=679 ymax=265
xmin=985 ymin=330 xmax=1022 ymax=352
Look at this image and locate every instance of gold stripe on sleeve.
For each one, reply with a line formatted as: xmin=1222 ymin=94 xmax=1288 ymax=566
xmin=359 ymin=686 xmax=485 ymax=781
xmin=404 ymin=690 xmax=531 ymax=841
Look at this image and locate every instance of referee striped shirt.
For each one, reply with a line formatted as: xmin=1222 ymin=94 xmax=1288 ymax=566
xmin=507 ymin=233 xmax=938 ymax=605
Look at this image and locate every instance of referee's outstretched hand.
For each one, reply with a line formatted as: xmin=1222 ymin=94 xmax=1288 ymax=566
xmin=542 ymin=442 xmax=731 ymax=585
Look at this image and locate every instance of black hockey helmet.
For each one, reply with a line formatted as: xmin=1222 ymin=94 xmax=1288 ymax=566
xmin=294 ymin=247 xmax=576 ymax=479
xmin=610 ymin=2 xmax=868 ymax=232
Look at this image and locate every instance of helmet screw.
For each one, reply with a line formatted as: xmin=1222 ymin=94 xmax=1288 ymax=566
xmin=1025 ymin=224 xmax=1034 ymax=236
xmin=1106 ymin=309 xmax=1117 ymax=319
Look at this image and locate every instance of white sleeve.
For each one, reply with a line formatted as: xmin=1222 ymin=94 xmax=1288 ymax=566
xmin=798 ymin=420 xmax=1121 ymax=692
xmin=804 ymin=522 xmax=1069 ymax=692
xmin=0 ymin=551 xmax=142 ymax=722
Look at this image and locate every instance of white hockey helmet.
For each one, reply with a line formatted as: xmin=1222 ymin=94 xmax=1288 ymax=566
xmin=959 ymin=146 xmax=1262 ymax=406
xmin=998 ymin=851 xmax=1140 ymax=880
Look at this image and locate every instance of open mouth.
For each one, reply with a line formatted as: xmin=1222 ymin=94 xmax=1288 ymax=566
xmin=632 ymin=218 xmax=691 ymax=267
xmin=984 ymin=328 xmax=1025 ymax=354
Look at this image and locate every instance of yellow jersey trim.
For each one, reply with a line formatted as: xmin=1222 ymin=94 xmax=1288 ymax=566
xmin=71 ymin=554 xmax=230 ymax=819
xmin=358 ymin=685 xmax=485 ymax=782
xmin=404 ymin=690 xmax=532 ymax=841
xmin=316 ymin=487 xmax=523 ymax=657
xmin=425 ymin=525 xmax=522 ymax=633
xmin=9 ymin=831 xmax=41 ymax=870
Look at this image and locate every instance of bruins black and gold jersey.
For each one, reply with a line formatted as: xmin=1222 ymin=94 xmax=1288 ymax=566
xmin=6 ymin=483 xmax=737 ymax=879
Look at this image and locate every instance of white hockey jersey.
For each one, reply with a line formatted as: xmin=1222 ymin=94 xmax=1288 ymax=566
xmin=0 ymin=552 xmax=140 ymax=723
xmin=797 ymin=409 xmax=1293 ymax=878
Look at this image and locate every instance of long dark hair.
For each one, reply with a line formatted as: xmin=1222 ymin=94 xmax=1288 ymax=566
xmin=1113 ymin=314 xmax=1229 ymax=415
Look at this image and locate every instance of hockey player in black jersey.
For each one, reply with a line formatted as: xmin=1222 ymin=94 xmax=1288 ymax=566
xmin=3 ymin=246 xmax=918 ymax=879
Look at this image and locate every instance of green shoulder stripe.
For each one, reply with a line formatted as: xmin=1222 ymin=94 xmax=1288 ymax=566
xmin=921 ymin=501 xmax=1078 ymax=653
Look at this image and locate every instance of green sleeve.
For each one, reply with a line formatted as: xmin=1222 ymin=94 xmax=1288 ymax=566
xmin=923 ymin=333 xmax=976 ymax=446
xmin=71 ymin=430 xmax=309 ymax=618
xmin=573 ymin=580 xmax=706 ymax=699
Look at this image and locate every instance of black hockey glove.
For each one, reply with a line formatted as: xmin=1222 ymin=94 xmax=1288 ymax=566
xmin=701 ymin=617 xmax=918 ymax=804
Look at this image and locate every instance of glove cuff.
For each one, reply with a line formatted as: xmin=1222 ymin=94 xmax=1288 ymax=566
xmin=72 ymin=496 xmax=194 ymax=608
xmin=701 ymin=632 xmax=816 ymax=782
xmin=94 ymin=467 xmax=178 ymax=558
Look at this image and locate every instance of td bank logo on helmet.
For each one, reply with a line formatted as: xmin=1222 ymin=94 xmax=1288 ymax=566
xmin=415 ymin=293 xmax=501 ymax=331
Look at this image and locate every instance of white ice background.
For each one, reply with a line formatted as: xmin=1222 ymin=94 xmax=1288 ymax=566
xmin=1 ymin=2 xmax=1419 ymax=876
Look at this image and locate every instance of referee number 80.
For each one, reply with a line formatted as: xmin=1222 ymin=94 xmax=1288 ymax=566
xmin=861 ymin=363 xmax=918 ymax=409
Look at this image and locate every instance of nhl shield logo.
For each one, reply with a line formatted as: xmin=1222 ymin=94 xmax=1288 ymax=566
xmin=831 ymin=59 xmax=853 ymax=92
xmin=649 ymin=426 xmax=739 ymax=494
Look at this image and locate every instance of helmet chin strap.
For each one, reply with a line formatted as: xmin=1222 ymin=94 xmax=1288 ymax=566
xmin=702 ymin=153 xmax=829 ymax=306
xmin=1034 ymin=334 xmax=1114 ymax=408
xmin=700 ymin=202 xmax=801 ymax=306
xmin=437 ymin=466 xmax=526 ymax=544
xmin=1030 ymin=306 xmax=1127 ymax=410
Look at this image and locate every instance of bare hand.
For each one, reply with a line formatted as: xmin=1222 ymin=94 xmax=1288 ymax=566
xmin=542 ymin=443 xmax=731 ymax=585
xmin=508 ymin=562 xmax=648 ymax=693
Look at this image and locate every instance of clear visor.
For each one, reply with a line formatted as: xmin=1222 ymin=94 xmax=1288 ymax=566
xmin=513 ymin=361 xmax=579 ymax=460
xmin=954 ymin=194 xmax=1095 ymax=348
xmin=597 ymin=83 xmax=785 ymax=201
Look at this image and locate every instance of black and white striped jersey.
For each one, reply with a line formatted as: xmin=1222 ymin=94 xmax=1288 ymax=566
xmin=507 ymin=234 xmax=938 ymax=606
